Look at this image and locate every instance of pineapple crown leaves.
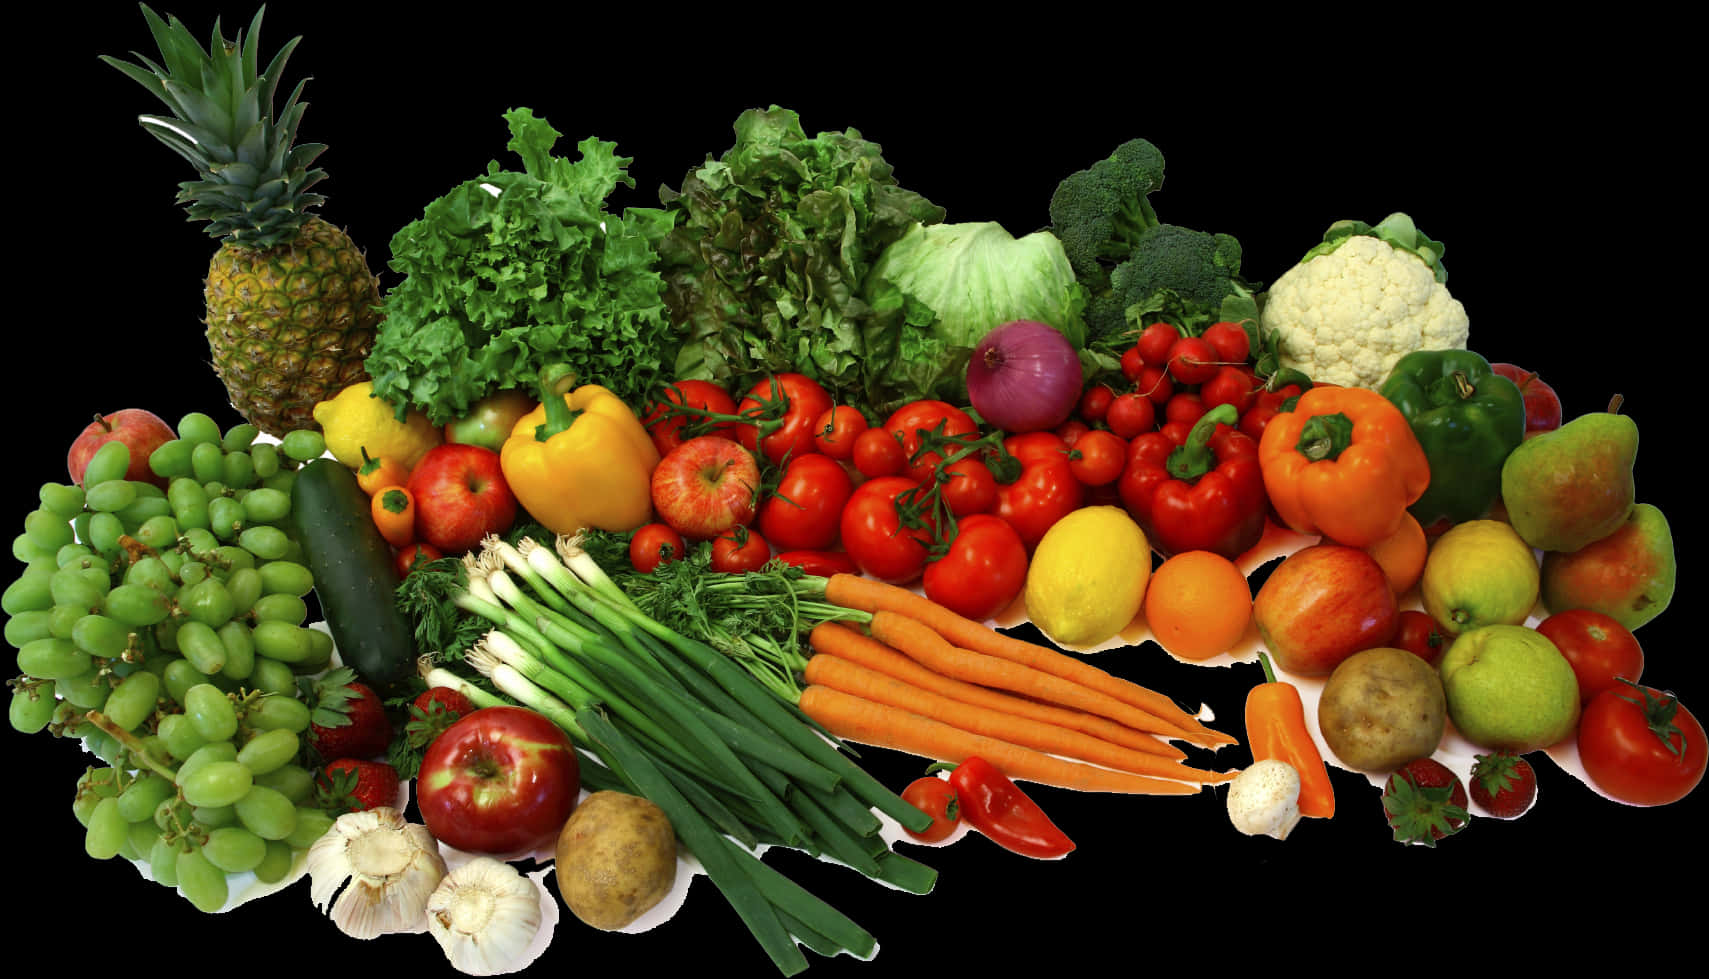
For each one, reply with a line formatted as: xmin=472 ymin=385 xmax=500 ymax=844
xmin=100 ymin=4 xmax=328 ymax=246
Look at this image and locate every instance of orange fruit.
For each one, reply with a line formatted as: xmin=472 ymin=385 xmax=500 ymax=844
xmin=1364 ymin=511 xmax=1427 ymax=596
xmin=1142 ymin=550 xmax=1253 ymax=660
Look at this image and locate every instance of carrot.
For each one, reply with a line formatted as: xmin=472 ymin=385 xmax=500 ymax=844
xmin=1245 ymin=652 xmax=1335 ymax=819
xmin=797 ymin=685 xmax=1200 ymax=796
xmin=824 ymin=572 xmax=1233 ymax=745
xmin=867 ymin=609 xmax=1209 ymax=745
xmin=804 ymin=652 xmax=1235 ymax=786
xmin=809 ymin=621 xmax=1186 ymax=761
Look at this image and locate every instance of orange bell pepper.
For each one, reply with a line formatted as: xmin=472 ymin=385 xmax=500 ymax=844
xmin=1245 ymin=652 xmax=1335 ymax=819
xmin=1257 ymin=384 xmax=1429 ymax=548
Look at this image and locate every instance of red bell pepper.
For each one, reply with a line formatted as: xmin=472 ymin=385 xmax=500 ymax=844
xmin=946 ymin=756 xmax=1075 ymax=859
xmin=1118 ymin=402 xmax=1268 ymax=561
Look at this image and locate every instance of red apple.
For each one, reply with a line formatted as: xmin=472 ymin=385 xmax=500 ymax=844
xmin=1490 ymin=363 xmax=1563 ymax=437
xmin=416 ymin=705 xmax=581 ymax=855
xmin=650 ymin=435 xmax=761 ymax=540
xmin=67 ymin=409 xmax=176 ymax=488
xmin=406 ymin=443 xmax=518 ymax=555
xmin=1253 ymin=544 xmax=1400 ymax=676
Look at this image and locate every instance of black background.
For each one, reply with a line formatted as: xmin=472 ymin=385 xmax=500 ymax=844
xmin=14 ymin=3 xmax=1703 ymax=972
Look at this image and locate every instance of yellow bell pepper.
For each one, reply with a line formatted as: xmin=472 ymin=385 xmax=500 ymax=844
xmin=499 ymin=371 xmax=660 ymax=536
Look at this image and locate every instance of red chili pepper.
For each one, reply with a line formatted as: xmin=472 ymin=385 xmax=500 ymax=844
xmin=946 ymin=756 xmax=1075 ymax=859
xmin=1118 ymin=402 xmax=1268 ymax=562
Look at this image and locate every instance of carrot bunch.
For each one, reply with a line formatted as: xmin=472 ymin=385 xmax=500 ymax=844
xmin=799 ymin=573 xmax=1239 ymax=796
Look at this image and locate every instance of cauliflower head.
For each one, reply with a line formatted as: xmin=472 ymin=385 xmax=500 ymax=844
xmin=1261 ymin=234 xmax=1469 ymax=389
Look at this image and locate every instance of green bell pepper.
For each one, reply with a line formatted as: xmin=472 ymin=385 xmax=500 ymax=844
xmin=1378 ymin=349 xmax=1526 ymax=529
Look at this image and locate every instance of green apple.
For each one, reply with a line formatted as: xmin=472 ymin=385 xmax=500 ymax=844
xmin=1438 ymin=624 xmax=1580 ymax=752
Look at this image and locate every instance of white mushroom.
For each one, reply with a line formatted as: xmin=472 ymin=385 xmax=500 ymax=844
xmin=1226 ymin=759 xmax=1303 ymax=840
xmin=305 ymin=807 xmax=448 ymax=938
xmin=425 ymin=856 xmax=545 ymax=976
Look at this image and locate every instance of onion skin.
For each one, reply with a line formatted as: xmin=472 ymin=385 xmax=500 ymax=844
xmin=967 ymin=320 xmax=1084 ymax=433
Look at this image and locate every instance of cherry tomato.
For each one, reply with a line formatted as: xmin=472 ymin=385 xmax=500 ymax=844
xmin=899 ymin=776 xmax=961 ymax=844
xmin=812 ymin=405 xmax=869 ymax=460
xmin=1002 ymin=431 xmax=1071 ymax=469
xmin=885 ymin=400 xmax=980 ymax=484
xmin=758 ymin=453 xmax=855 ymax=551
xmin=1105 ymin=391 xmax=1156 ymax=440
xmin=1134 ymin=364 xmax=1174 ymax=406
xmin=1135 ymin=322 xmax=1179 ymax=368
xmin=937 ymin=457 xmax=999 ymax=517
xmin=1066 ymin=429 xmax=1128 ymax=487
xmin=1199 ymin=365 xmax=1258 ymax=416
xmin=1201 ymin=320 xmax=1252 ymax=364
xmin=736 ymin=373 xmax=834 ymax=464
xmin=995 ymin=457 xmax=1084 ymax=549
xmin=630 ymin=522 xmax=687 ymax=573
xmin=1077 ymin=384 xmax=1116 ymax=423
xmin=839 ymin=476 xmax=937 ymax=583
xmin=851 ymin=427 xmax=908 ymax=478
xmin=393 ymin=542 xmax=444 ymax=579
xmin=1165 ymin=335 xmax=1221 ymax=385
xmin=923 ymin=513 xmax=1029 ymax=622
xmin=643 ymin=379 xmax=738 ymax=456
xmin=772 ymin=549 xmax=859 ymax=576
xmin=710 ymin=526 xmax=771 ymax=573
xmin=1534 ymin=609 xmax=1645 ymax=704
xmin=1391 ymin=609 xmax=1450 ymax=665
xmin=1055 ymin=418 xmax=1091 ymax=446
xmin=1578 ymin=683 xmax=1706 ymax=806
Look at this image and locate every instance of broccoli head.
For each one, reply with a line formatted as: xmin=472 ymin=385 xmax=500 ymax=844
xmin=1047 ymin=138 xmax=1167 ymax=282
xmin=1084 ymin=223 xmax=1254 ymax=348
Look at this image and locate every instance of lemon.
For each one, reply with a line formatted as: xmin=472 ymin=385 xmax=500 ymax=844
xmin=1024 ymin=506 xmax=1151 ymax=648
xmin=310 ymin=381 xmax=444 ymax=471
xmin=1419 ymin=519 xmax=1540 ymax=637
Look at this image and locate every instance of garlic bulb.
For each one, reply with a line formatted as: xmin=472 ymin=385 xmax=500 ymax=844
xmin=425 ymin=856 xmax=544 ymax=976
xmin=306 ymin=807 xmax=448 ymax=939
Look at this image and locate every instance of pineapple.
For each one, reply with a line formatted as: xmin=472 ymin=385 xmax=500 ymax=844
xmin=103 ymin=6 xmax=380 ymax=436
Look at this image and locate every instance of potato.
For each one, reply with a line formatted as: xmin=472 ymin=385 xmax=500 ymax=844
xmin=554 ymin=791 xmax=678 ymax=931
xmin=1316 ymin=646 xmax=1446 ymax=772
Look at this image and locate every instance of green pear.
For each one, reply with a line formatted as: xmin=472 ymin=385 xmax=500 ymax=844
xmin=1541 ymin=502 xmax=1675 ymax=630
xmin=1499 ymin=400 xmax=1636 ymax=552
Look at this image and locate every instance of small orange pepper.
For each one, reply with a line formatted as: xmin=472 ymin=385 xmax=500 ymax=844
xmin=370 ymin=485 xmax=416 ymax=549
xmin=1245 ymin=652 xmax=1335 ymax=819
xmin=355 ymin=447 xmax=412 ymax=496
xmin=1257 ymin=385 xmax=1430 ymax=548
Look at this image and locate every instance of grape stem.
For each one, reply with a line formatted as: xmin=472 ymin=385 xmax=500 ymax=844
xmin=81 ymin=710 xmax=181 ymax=782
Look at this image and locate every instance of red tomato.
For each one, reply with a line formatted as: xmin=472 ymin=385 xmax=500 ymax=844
xmin=629 ymin=522 xmax=687 ymax=573
xmin=938 ymin=457 xmax=999 ymax=517
xmin=1055 ymin=418 xmax=1091 ymax=447
xmin=1078 ymin=384 xmax=1115 ymax=422
xmin=1201 ymin=320 xmax=1252 ymax=364
xmin=1199 ymin=365 xmax=1258 ymax=416
xmin=1067 ymin=429 xmax=1128 ymax=487
xmin=772 ymin=549 xmax=859 ymax=577
xmin=759 ymin=453 xmax=854 ymax=551
xmin=643 ymin=379 xmax=738 ymax=456
xmin=393 ymin=542 xmax=444 ymax=579
xmin=1391 ymin=609 xmax=1450 ymax=665
xmin=812 ymin=405 xmax=869 ymax=460
xmin=735 ymin=373 xmax=834 ymax=464
xmin=839 ymin=476 xmax=937 ymax=583
xmin=1105 ymin=392 xmax=1156 ymax=440
xmin=995 ymin=458 xmax=1084 ymax=549
xmin=923 ymin=513 xmax=1029 ymax=622
xmin=417 ymin=706 xmax=581 ymax=854
xmin=1002 ymin=431 xmax=1071 ymax=468
xmin=710 ymin=526 xmax=771 ymax=573
xmin=900 ymin=776 xmax=961 ymax=844
xmin=885 ymin=400 xmax=979 ymax=484
xmin=851 ymin=427 xmax=908 ymax=478
xmin=1578 ymin=684 xmax=1707 ymax=806
xmin=1533 ymin=609 xmax=1645 ymax=703
xmin=1135 ymin=322 xmax=1179 ymax=368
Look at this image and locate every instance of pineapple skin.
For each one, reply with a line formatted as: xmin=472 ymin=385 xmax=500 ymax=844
xmin=203 ymin=216 xmax=383 ymax=437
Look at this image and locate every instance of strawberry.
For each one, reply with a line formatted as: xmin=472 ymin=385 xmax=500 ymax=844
xmin=389 ymin=686 xmax=479 ymax=779
xmin=302 ymin=667 xmax=393 ymax=762
xmin=1469 ymin=752 xmax=1538 ymax=819
xmin=1381 ymin=757 xmax=1470 ymax=846
xmin=318 ymin=758 xmax=402 ymax=814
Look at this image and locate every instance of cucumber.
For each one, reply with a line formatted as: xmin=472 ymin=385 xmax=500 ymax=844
xmin=290 ymin=458 xmax=416 ymax=695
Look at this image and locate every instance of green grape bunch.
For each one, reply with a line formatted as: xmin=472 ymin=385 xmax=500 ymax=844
xmin=7 ymin=411 xmax=341 ymax=913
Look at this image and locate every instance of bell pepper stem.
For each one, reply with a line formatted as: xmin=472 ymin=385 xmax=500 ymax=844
xmin=1295 ymin=411 xmax=1355 ymax=463
xmin=1165 ymin=403 xmax=1239 ymax=482
xmin=533 ymin=363 xmax=582 ymax=442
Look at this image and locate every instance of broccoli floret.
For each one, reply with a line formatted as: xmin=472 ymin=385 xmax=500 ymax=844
xmin=1083 ymin=224 xmax=1253 ymax=346
xmin=1047 ymin=138 xmax=1167 ymax=282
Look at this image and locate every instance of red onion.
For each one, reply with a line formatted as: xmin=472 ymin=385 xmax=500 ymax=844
xmin=966 ymin=320 xmax=1084 ymax=433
